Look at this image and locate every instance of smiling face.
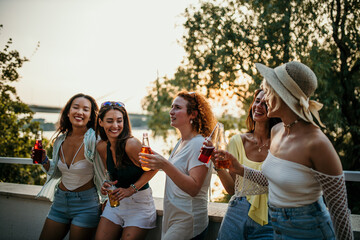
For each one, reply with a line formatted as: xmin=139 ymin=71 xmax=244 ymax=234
xmin=262 ymin=80 xmax=282 ymax=119
xmin=169 ymin=96 xmax=193 ymax=129
xmin=252 ymin=91 xmax=269 ymax=123
xmin=99 ymin=109 xmax=124 ymax=140
xmin=67 ymin=97 xmax=92 ymax=129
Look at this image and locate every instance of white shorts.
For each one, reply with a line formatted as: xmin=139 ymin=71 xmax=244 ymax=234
xmin=101 ymin=187 xmax=157 ymax=229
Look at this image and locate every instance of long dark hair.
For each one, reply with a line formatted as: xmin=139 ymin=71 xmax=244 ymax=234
xmin=55 ymin=93 xmax=98 ymax=139
xmin=245 ymin=89 xmax=281 ymax=135
xmin=96 ymin=103 xmax=132 ymax=168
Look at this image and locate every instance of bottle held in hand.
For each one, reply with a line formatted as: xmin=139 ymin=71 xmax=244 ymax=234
xmin=33 ymin=131 xmax=44 ymax=164
xmin=141 ymin=133 xmax=152 ymax=171
xmin=105 ymin=171 xmax=120 ymax=208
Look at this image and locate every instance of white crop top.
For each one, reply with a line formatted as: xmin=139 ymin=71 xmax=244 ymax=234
xmin=262 ymin=152 xmax=322 ymax=207
xmin=57 ymin=143 xmax=94 ymax=191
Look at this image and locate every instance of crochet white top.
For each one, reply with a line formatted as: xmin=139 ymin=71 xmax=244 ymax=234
xmin=262 ymin=152 xmax=322 ymax=207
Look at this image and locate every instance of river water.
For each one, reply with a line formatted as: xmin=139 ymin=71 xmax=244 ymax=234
xmin=43 ymin=128 xmax=225 ymax=201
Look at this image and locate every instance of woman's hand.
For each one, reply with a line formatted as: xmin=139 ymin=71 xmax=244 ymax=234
xmin=139 ymin=149 xmax=168 ymax=170
xmin=101 ymin=180 xmax=118 ymax=195
xmin=202 ymin=137 xmax=214 ymax=147
xmin=214 ymin=149 xmax=244 ymax=175
xmin=30 ymin=148 xmax=47 ymax=162
xmin=112 ymin=186 xmax=136 ymax=201
xmin=201 ymin=138 xmax=217 ymax=164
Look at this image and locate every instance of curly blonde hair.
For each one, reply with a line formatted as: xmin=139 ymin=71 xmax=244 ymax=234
xmin=176 ymin=91 xmax=217 ymax=137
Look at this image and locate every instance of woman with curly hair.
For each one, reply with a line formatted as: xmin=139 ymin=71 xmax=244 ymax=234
xmin=139 ymin=91 xmax=217 ymax=240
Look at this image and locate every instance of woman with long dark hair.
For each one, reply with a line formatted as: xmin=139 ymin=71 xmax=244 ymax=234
xmin=35 ymin=93 xmax=105 ymax=240
xmin=94 ymin=101 xmax=157 ymax=240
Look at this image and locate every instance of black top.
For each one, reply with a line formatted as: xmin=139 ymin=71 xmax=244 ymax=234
xmin=106 ymin=141 xmax=149 ymax=190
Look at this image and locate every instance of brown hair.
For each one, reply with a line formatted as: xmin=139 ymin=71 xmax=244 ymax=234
xmin=246 ymin=89 xmax=281 ymax=135
xmin=96 ymin=103 xmax=133 ymax=168
xmin=176 ymin=91 xmax=217 ymax=137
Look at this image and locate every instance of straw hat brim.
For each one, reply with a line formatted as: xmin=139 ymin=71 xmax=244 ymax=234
xmin=255 ymin=63 xmax=307 ymax=122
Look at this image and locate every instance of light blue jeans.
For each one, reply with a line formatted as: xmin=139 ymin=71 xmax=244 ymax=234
xmin=268 ymin=197 xmax=336 ymax=239
xmin=217 ymin=197 xmax=274 ymax=240
xmin=48 ymin=187 xmax=101 ymax=228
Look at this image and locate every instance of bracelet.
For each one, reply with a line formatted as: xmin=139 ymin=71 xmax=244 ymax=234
xmin=42 ymin=156 xmax=49 ymax=165
xmin=213 ymin=166 xmax=219 ymax=171
xmin=130 ymin=184 xmax=138 ymax=193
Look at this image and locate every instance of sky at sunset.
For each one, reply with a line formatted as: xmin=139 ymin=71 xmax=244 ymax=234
xmin=0 ymin=0 xmax=198 ymax=120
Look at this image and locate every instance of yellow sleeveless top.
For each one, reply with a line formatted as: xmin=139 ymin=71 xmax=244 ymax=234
xmin=228 ymin=134 xmax=269 ymax=226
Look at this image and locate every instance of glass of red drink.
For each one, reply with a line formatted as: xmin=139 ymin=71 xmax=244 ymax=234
xmin=198 ymin=146 xmax=215 ymax=163
xmin=198 ymin=123 xmax=219 ymax=163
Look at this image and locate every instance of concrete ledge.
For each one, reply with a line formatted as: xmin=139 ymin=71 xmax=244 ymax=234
xmin=0 ymin=182 xmax=358 ymax=239
xmin=0 ymin=183 xmax=224 ymax=240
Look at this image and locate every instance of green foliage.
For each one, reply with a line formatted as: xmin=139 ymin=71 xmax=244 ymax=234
xmin=0 ymin=25 xmax=45 ymax=185
xmin=141 ymin=76 xmax=178 ymax=139
xmin=143 ymin=1 xmax=360 ymax=212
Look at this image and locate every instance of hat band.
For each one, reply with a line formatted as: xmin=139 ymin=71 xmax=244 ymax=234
xmin=274 ymin=64 xmax=325 ymax=127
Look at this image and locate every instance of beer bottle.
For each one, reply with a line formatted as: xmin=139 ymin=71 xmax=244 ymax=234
xmin=140 ymin=133 xmax=152 ymax=171
xmin=33 ymin=131 xmax=43 ymax=164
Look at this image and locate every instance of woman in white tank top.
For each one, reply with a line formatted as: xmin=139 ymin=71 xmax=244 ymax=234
xmin=33 ymin=93 xmax=106 ymax=240
xmin=213 ymin=62 xmax=353 ymax=240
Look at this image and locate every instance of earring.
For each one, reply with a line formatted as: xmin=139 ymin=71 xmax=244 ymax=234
xmin=190 ymin=119 xmax=193 ymax=124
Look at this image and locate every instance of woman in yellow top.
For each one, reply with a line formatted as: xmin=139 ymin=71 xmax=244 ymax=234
xmin=215 ymin=89 xmax=280 ymax=239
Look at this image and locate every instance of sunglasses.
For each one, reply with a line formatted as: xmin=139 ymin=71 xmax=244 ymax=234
xmin=101 ymin=101 xmax=125 ymax=108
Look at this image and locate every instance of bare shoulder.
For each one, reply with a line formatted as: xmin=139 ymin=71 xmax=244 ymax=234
xmin=241 ymin=133 xmax=251 ymax=144
xmin=96 ymin=140 xmax=107 ymax=155
xmin=125 ymin=137 xmax=142 ymax=166
xmin=96 ymin=140 xmax=107 ymax=165
xmin=306 ymin=127 xmax=343 ymax=175
xmin=125 ymin=137 xmax=142 ymax=153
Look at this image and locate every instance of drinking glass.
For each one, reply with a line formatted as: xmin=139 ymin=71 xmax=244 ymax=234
xmin=198 ymin=123 xmax=219 ymax=163
xmin=214 ymin=123 xmax=230 ymax=169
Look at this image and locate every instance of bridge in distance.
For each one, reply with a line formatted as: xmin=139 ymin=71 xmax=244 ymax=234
xmin=29 ymin=105 xmax=149 ymax=127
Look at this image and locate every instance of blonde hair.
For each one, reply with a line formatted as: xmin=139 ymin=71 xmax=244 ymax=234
xmin=176 ymin=91 xmax=217 ymax=137
xmin=261 ymin=79 xmax=282 ymax=112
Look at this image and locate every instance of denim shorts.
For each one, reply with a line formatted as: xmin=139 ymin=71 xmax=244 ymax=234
xmin=47 ymin=187 xmax=101 ymax=228
xmin=268 ymin=198 xmax=335 ymax=239
xmin=217 ymin=197 xmax=273 ymax=240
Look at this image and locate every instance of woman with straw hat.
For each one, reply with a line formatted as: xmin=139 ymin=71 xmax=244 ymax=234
xmin=214 ymin=61 xmax=353 ymax=240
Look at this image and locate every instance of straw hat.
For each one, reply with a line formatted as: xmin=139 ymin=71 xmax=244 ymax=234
xmin=255 ymin=61 xmax=325 ymax=127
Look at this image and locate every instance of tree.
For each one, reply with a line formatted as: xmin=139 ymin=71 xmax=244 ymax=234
xmin=0 ymin=25 xmax=44 ymax=185
xmin=143 ymin=0 xmax=360 ymax=211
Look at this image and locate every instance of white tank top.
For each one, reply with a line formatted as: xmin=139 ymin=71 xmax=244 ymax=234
xmin=57 ymin=142 xmax=94 ymax=191
xmin=262 ymin=151 xmax=322 ymax=207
